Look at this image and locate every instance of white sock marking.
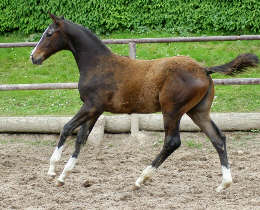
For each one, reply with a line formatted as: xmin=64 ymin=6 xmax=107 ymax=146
xmin=57 ymin=157 xmax=77 ymax=183
xmin=222 ymin=166 xmax=232 ymax=182
xmin=216 ymin=166 xmax=232 ymax=192
xmin=48 ymin=146 xmax=64 ymax=176
xmin=135 ymin=165 xmax=156 ymax=188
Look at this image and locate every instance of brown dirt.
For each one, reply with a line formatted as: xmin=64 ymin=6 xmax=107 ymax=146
xmin=0 ymin=131 xmax=259 ymax=210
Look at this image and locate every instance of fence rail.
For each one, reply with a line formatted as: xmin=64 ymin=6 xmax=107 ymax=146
xmin=1 ymin=35 xmax=260 ymax=90
xmin=0 ymin=78 xmax=260 ymax=91
xmin=2 ymin=35 xmax=260 ymax=48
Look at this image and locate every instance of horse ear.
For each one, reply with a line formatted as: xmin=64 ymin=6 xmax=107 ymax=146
xmin=48 ymin=12 xmax=60 ymax=24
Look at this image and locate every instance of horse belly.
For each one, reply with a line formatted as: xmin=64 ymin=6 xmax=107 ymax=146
xmin=135 ymin=87 xmax=161 ymax=113
xmin=105 ymin=87 xmax=161 ymax=114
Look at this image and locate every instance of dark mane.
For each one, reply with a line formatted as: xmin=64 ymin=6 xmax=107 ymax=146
xmin=64 ymin=19 xmax=111 ymax=54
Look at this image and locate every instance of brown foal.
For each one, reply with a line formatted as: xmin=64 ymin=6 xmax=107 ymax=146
xmin=31 ymin=14 xmax=258 ymax=192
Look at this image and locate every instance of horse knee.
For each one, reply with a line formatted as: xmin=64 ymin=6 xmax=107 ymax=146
xmin=77 ymin=128 xmax=89 ymax=145
xmin=61 ymin=123 xmax=73 ymax=137
xmin=165 ymin=135 xmax=181 ymax=155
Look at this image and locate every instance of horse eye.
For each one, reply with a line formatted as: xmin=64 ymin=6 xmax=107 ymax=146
xmin=46 ymin=31 xmax=53 ymax=37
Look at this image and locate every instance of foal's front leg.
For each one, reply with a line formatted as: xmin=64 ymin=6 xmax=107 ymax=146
xmin=56 ymin=116 xmax=99 ymax=186
xmin=47 ymin=104 xmax=96 ymax=177
xmin=47 ymin=122 xmax=81 ymax=177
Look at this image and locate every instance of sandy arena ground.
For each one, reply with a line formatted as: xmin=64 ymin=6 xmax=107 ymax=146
xmin=0 ymin=131 xmax=259 ymax=210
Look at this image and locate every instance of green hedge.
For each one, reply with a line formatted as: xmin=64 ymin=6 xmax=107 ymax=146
xmin=1 ymin=0 xmax=260 ymax=34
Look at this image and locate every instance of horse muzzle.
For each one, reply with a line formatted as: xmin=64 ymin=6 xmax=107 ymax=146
xmin=30 ymin=54 xmax=43 ymax=65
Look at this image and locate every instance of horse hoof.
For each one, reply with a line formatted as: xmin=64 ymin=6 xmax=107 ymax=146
xmin=49 ymin=174 xmax=56 ymax=178
xmin=216 ymin=181 xmax=232 ymax=192
xmin=132 ymin=184 xmax=140 ymax=191
xmin=47 ymin=172 xmax=56 ymax=178
xmin=56 ymin=180 xmax=65 ymax=187
xmin=216 ymin=185 xmax=223 ymax=192
xmin=133 ymin=181 xmax=141 ymax=190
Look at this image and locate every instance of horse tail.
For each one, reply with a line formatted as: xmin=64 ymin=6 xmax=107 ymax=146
xmin=205 ymin=53 xmax=259 ymax=76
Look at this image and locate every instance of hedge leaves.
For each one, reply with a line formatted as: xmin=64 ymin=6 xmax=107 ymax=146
xmin=1 ymin=0 xmax=260 ymax=34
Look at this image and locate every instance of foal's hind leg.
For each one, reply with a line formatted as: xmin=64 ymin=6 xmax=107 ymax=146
xmin=187 ymin=88 xmax=232 ymax=192
xmin=135 ymin=113 xmax=182 ymax=188
xmin=188 ymin=111 xmax=232 ymax=192
xmin=134 ymin=73 xmax=209 ymax=189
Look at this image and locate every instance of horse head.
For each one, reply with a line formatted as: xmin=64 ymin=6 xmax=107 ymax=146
xmin=31 ymin=13 xmax=67 ymax=65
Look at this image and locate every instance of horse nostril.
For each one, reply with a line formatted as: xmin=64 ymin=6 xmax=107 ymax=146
xmin=30 ymin=54 xmax=43 ymax=65
xmin=30 ymin=55 xmax=34 ymax=63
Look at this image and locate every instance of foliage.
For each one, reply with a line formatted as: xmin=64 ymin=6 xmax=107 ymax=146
xmin=1 ymin=0 xmax=260 ymax=34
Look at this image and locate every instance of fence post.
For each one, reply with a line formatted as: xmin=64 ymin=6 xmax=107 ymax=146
xmin=129 ymin=42 xmax=136 ymax=59
xmin=128 ymin=42 xmax=139 ymax=137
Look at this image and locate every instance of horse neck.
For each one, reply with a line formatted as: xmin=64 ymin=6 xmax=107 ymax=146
xmin=65 ymin=23 xmax=111 ymax=72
